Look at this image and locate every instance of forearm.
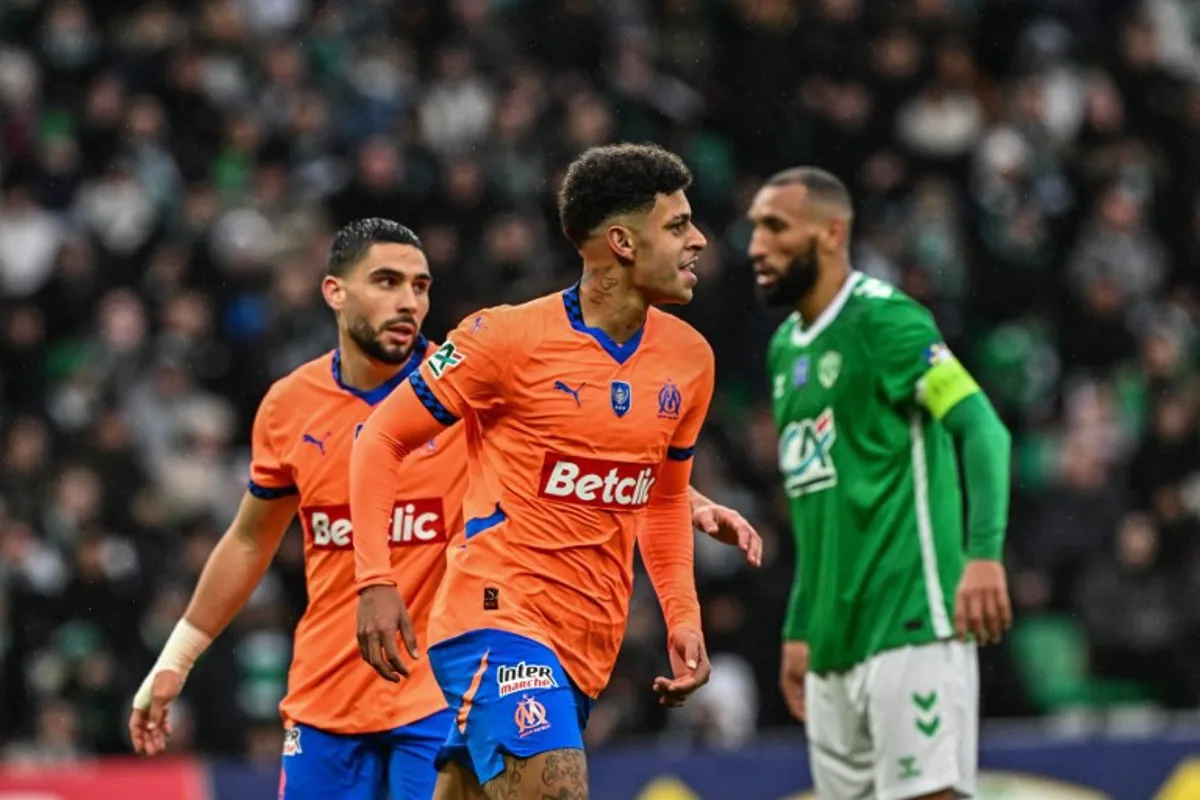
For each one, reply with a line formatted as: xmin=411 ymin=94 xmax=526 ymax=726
xmin=641 ymin=462 xmax=702 ymax=634
xmin=184 ymin=530 xmax=279 ymax=637
xmin=943 ymin=393 xmax=1012 ymax=560
xmin=783 ymin=563 xmax=807 ymax=641
xmin=135 ymin=493 xmax=293 ymax=705
xmin=351 ymin=385 xmax=447 ymax=591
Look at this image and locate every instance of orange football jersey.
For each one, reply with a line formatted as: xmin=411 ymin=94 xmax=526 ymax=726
xmin=353 ymin=287 xmax=715 ymax=697
xmin=249 ymin=339 xmax=465 ymax=734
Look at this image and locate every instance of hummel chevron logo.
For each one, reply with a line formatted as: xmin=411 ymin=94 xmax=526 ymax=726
xmin=916 ymin=716 xmax=941 ymax=737
xmin=912 ymin=691 xmax=938 ymax=711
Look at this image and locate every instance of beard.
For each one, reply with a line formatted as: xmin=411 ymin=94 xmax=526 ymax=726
xmin=347 ymin=314 xmax=417 ymax=365
xmin=757 ymin=239 xmax=820 ymax=308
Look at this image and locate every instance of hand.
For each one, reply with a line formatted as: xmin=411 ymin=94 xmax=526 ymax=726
xmin=780 ymin=641 xmax=808 ymax=723
xmin=356 ymin=584 xmax=419 ymax=682
xmin=693 ymin=503 xmax=763 ymax=568
xmin=652 ymin=628 xmax=711 ymax=708
xmin=954 ymin=559 xmax=1012 ymax=646
xmin=129 ymin=670 xmax=182 ymax=756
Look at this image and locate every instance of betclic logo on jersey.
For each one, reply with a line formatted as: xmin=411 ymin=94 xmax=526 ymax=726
xmin=303 ymin=500 xmax=447 ymax=550
xmin=538 ymin=453 xmax=659 ymax=510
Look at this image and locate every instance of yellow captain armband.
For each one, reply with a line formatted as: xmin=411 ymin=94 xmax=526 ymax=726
xmin=916 ymin=343 xmax=980 ymax=420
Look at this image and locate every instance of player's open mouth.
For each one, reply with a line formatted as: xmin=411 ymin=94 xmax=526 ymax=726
xmin=384 ymin=323 xmax=415 ymax=339
xmin=680 ymin=258 xmax=699 ymax=273
xmin=755 ymin=271 xmax=778 ymax=287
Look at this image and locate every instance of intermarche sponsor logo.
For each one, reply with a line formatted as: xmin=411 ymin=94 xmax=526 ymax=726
xmin=497 ymin=661 xmax=558 ymax=697
xmin=304 ymin=500 xmax=447 ymax=550
xmin=537 ymin=453 xmax=658 ymax=510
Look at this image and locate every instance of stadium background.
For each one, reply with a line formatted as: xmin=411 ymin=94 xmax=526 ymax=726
xmin=0 ymin=0 xmax=1199 ymax=797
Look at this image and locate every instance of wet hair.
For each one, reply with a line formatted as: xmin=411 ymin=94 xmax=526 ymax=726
xmin=327 ymin=218 xmax=423 ymax=276
xmin=557 ymin=143 xmax=693 ymax=247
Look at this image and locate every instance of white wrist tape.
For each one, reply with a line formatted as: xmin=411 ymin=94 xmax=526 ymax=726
xmin=132 ymin=619 xmax=213 ymax=711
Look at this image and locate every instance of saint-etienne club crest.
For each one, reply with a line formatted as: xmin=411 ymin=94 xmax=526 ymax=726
xmin=610 ymin=380 xmax=632 ymax=418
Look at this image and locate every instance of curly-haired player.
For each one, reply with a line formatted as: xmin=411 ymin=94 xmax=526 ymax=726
xmin=351 ymin=143 xmax=720 ymax=800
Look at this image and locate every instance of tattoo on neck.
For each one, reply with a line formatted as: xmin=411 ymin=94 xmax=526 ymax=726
xmin=582 ymin=269 xmax=619 ymax=301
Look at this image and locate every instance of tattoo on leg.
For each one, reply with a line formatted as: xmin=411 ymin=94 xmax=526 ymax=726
xmin=540 ymin=751 xmax=587 ymax=798
xmin=483 ymin=751 xmax=587 ymax=800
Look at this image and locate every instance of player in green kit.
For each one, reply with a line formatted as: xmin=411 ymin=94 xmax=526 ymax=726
xmin=747 ymin=167 xmax=1014 ymax=800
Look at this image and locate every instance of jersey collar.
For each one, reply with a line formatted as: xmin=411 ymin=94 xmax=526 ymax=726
xmin=561 ymin=283 xmax=644 ymax=365
xmin=331 ymin=335 xmax=428 ymax=406
xmin=790 ymin=271 xmax=862 ymax=348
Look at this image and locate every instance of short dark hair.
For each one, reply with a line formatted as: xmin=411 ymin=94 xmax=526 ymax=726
xmin=327 ymin=218 xmax=423 ymax=276
xmin=766 ymin=167 xmax=854 ymax=215
xmin=557 ymin=143 xmax=693 ymax=247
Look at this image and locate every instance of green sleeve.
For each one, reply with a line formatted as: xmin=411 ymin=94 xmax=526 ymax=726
xmin=783 ymin=565 xmax=807 ymax=641
xmin=869 ymin=296 xmax=962 ymax=408
xmin=942 ymin=392 xmax=1012 ymax=560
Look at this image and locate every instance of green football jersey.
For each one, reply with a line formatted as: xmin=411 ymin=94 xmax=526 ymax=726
xmin=769 ymin=272 xmax=981 ymax=674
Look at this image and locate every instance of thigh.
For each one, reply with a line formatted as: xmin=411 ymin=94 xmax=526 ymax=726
xmin=483 ymin=750 xmax=588 ymax=800
xmin=428 ymin=630 xmax=589 ymax=787
xmin=866 ymin=641 xmax=978 ymax=800
xmin=433 ymin=761 xmax=485 ymax=800
xmin=804 ymin=669 xmax=873 ymax=800
xmin=387 ymin=709 xmax=458 ymax=800
xmin=279 ymin=724 xmax=385 ymax=800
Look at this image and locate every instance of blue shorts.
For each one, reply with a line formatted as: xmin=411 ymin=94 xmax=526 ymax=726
xmin=428 ymin=629 xmax=595 ymax=785
xmin=279 ymin=709 xmax=455 ymax=800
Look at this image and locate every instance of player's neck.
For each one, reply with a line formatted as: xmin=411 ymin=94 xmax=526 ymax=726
xmin=797 ymin=262 xmax=852 ymax=326
xmin=337 ymin=339 xmax=406 ymax=392
xmin=579 ymin=264 xmax=648 ymax=344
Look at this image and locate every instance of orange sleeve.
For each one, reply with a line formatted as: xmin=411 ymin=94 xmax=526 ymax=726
xmin=665 ymin=341 xmax=715 ymax=462
xmin=640 ymin=458 xmax=701 ymax=634
xmin=414 ymin=308 xmax=516 ymax=419
xmin=247 ymin=384 xmax=297 ymax=500
xmin=350 ymin=381 xmax=455 ymax=591
xmin=639 ymin=344 xmax=715 ymax=635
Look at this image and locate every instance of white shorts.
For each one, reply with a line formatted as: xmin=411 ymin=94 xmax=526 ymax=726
xmin=805 ymin=640 xmax=978 ymax=800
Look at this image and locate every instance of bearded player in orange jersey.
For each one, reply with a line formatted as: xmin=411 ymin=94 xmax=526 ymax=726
xmin=128 ymin=217 xmax=760 ymax=800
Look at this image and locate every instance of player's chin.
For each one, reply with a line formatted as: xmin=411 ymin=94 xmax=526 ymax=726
xmin=371 ymin=340 xmax=415 ymax=365
xmin=658 ymin=273 xmax=697 ymax=305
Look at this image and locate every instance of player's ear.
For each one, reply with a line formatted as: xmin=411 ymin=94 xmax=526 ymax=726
xmin=321 ymin=274 xmax=345 ymax=311
xmin=604 ymin=223 xmax=637 ymax=266
xmin=820 ymin=218 xmax=849 ymax=255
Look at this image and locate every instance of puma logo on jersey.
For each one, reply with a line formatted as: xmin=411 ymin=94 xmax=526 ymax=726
xmin=302 ymin=432 xmax=330 ymax=455
xmin=553 ymin=380 xmax=585 ymax=406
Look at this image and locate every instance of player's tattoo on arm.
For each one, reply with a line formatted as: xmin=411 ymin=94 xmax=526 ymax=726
xmin=484 ymin=751 xmax=588 ymax=800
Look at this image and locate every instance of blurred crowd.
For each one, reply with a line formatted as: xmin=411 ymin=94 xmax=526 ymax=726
xmin=2 ymin=0 xmax=1200 ymax=766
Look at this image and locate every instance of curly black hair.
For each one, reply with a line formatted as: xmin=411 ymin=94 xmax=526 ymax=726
xmin=327 ymin=218 xmax=423 ymax=276
xmin=557 ymin=143 xmax=693 ymax=247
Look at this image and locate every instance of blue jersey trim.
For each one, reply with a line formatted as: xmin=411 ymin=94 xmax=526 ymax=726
xmin=409 ymin=372 xmax=460 ymax=426
xmin=331 ymin=336 xmax=428 ymax=407
xmin=464 ymin=504 xmax=507 ymax=539
xmin=248 ymin=480 xmax=299 ymax=499
xmin=561 ymin=284 xmax=644 ymax=365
